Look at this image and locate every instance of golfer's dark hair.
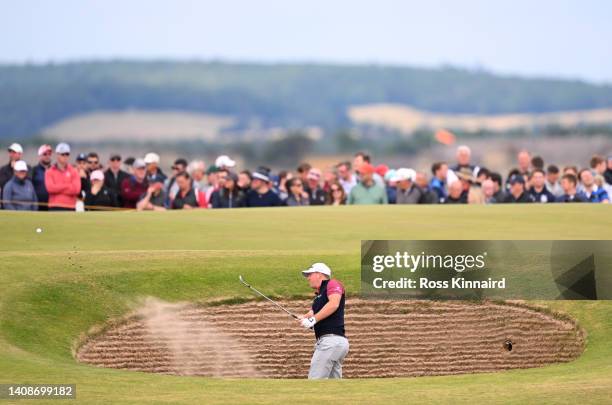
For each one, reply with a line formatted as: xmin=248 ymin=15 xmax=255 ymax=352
xmin=336 ymin=161 xmax=351 ymax=170
xmin=431 ymin=161 xmax=446 ymax=175
xmin=354 ymin=151 xmax=371 ymax=163
xmin=529 ymin=168 xmax=545 ymax=178
xmin=490 ymin=172 xmax=503 ymax=187
xmin=240 ymin=170 xmax=252 ymax=180
xmin=297 ymin=163 xmax=312 ymax=174
xmin=590 ymin=155 xmax=605 ymax=169
xmin=547 ymin=164 xmax=559 ymax=174
xmin=562 ymin=173 xmax=577 ymax=186
xmin=531 ymin=155 xmax=544 ymax=170
xmin=88 ymin=152 xmax=99 ymax=159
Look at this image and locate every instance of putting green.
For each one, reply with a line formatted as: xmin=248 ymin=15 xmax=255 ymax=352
xmin=0 ymin=205 xmax=611 ymax=404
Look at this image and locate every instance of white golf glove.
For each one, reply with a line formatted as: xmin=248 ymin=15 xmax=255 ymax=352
xmin=300 ymin=316 xmax=317 ymax=329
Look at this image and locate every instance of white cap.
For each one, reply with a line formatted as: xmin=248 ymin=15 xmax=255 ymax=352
xmin=133 ymin=158 xmax=147 ymax=169
xmin=38 ymin=144 xmax=52 ymax=156
xmin=8 ymin=143 xmax=23 ymax=153
xmin=13 ymin=160 xmax=27 ymax=172
xmin=144 ymin=152 xmax=160 ymax=164
xmin=215 ymin=155 xmax=236 ymax=168
xmin=302 ymin=262 xmax=332 ymax=278
xmin=90 ymin=169 xmax=105 ymax=181
xmin=391 ymin=168 xmax=416 ymax=182
xmin=55 ymin=142 xmax=71 ymax=154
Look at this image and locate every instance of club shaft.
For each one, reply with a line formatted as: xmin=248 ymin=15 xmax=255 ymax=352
xmin=240 ymin=278 xmax=299 ymax=319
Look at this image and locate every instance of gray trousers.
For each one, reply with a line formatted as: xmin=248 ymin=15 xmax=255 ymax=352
xmin=308 ymin=334 xmax=350 ymax=379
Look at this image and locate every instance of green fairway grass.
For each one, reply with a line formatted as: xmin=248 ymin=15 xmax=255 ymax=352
xmin=0 ymin=205 xmax=611 ymax=404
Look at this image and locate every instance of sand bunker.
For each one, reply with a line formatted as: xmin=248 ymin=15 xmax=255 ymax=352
xmin=76 ymin=298 xmax=585 ymax=378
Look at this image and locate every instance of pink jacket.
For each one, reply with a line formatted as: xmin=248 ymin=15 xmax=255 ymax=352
xmin=44 ymin=164 xmax=81 ymax=209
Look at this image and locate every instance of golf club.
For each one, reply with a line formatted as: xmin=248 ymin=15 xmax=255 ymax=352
xmin=239 ymin=275 xmax=300 ymax=320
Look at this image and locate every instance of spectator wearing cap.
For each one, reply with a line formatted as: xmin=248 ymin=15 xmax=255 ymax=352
xmin=2 ymin=160 xmax=37 ymax=211
xmin=204 ymin=164 xmax=220 ymax=198
xmin=171 ymin=172 xmax=206 ymax=209
xmin=336 ymin=161 xmax=357 ymax=195
xmin=121 ymin=159 xmax=148 ymax=208
xmin=415 ymin=171 xmax=438 ymax=204
xmin=430 ymin=162 xmax=448 ymax=203
xmin=444 ymin=180 xmax=467 ymax=204
xmin=285 ymin=177 xmax=310 ymax=206
xmin=450 ymin=145 xmax=479 ymax=178
xmin=144 ymin=153 xmax=167 ymax=183
xmin=383 ymin=169 xmax=397 ymax=204
xmin=557 ymin=174 xmax=587 ymax=203
xmin=245 ymin=167 xmax=283 ymax=207
xmin=84 ymin=170 xmax=117 ymax=210
xmin=545 ymin=165 xmax=563 ymax=197
xmin=210 ymin=172 xmax=245 ymax=208
xmin=503 ymin=175 xmax=534 ymax=203
xmin=348 ymin=163 xmax=387 ymax=205
xmin=0 ymin=143 xmax=24 ymax=194
xmin=75 ymin=152 xmax=88 ymax=185
xmin=215 ymin=155 xmax=236 ymax=170
xmin=104 ymin=154 xmax=129 ymax=207
xmin=579 ymin=169 xmax=609 ymax=203
xmin=31 ymin=144 xmax=53 ymax=211
xmin=165 ymin=158 xmax=189 ymax=203
xmin=44 ymin=143 xmax=81 ymax=211
xmin=393 ymin=168 xmax=423 ymax=204
xmin=136 ymin=181 xmax=167 ymax=211
xmin=326 ymin=181 xmax=347 ymax=205
xmin=304 ymin=168 xmax=326 ymax=205
xmin=528 ymin=169 xmax=556 ymax=203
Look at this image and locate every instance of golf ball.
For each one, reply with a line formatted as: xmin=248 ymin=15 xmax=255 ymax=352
xmin=36 ymin=228 xmax=42 ymax=233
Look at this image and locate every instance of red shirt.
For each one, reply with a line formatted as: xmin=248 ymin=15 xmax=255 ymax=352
xmin=44 ymin=164 xmax=81 ymax=209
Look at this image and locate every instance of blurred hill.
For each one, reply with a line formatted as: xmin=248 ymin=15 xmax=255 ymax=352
xmin=2 ymin=60 xmax=612 ymax=140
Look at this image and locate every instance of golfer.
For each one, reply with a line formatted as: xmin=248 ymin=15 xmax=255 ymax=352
xmin=299 ymin=262 xmax=349 ymax=379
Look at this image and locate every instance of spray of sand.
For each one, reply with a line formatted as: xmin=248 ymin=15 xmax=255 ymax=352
xmin=136 ymin=297 xmax=261 ymax=377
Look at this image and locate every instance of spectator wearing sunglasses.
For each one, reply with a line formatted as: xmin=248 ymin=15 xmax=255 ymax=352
xmin=31 ymin=144 xmax=53 ymax=211
xmin=44 ymin=143 xmax=81 ymax=211
xmin=104 ymin=154 xmax=129 ymax=207
xmin=285 ymin=177 xmax=310 ymax=206
xmin=326 ymin=181 xmax=346 ymax=205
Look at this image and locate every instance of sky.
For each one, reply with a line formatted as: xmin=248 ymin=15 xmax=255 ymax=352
xmin=1 ymin=0 xmax=611 ymax=83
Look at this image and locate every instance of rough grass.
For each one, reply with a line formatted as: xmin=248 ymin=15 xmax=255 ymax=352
xmin=0 ymin=205 xmax=611 ymax=404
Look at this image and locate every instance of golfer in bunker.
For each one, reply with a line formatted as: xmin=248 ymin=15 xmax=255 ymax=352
xmin=299 ymin=263 xmax=349 ymax=379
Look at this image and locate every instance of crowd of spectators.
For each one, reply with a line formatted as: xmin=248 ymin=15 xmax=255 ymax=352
xmin=0 ymin=141 xmax=611 ymax=211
